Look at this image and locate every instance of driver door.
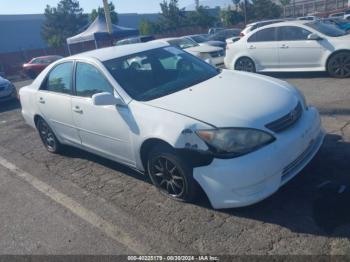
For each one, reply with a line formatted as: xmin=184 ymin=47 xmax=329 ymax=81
xmin=71 ymin=62 xmax=133 ymax=165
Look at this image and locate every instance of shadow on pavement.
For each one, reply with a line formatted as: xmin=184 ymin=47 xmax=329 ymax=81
xmin=60 ymin=145 xmax=151 ymax=184
xmin=0 ymin=99 xmax=21 ymax=114
xmin=263 ymin=71 xmax=331 ymax=79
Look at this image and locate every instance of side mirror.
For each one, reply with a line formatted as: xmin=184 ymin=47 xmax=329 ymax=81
xmin=307 ymin=33 xmax=322 ymax=40
xmin=92 ymin=92 xmax=125 ymax=106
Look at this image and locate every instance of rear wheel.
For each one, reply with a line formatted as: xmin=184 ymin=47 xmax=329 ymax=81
xmin=37 ymin=118 xmax=62 ymax=153
xmin=234 ymin=57 xmax=256 ymax=73
xmin=147 ymin=144 xmax=199 ymax=202
xmin=327 ymin=52 xmax=350 ymax=78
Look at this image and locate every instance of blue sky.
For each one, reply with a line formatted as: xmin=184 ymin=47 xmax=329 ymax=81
xmin=0 ymin=0 xmax=197 ymax=14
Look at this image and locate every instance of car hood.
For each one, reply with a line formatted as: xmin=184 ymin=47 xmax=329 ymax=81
xmin=0 ymin=76 xmax=10 ymax=86
xmin=143 ymin=70 xmax=299 ymax=128
xmin=185 ymin=45 xmax=222 ymax=53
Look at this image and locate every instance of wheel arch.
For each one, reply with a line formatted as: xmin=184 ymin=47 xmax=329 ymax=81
xmin=233 ymin=55 xmax=256 ymax=70
xmin=140 ymin=138 xmax=173 ymax=171
xmin=325 ymin=49 xmax=350 ymax=68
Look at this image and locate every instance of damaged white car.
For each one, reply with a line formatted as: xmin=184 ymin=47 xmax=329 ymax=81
xmin=19 ymin=42 xmax=324 ymax=209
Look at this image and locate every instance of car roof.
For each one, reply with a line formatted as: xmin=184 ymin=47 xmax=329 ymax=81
xmin=67 ymin=41 xmax=169 ymax=62
xmin=32 ymin=55 xmax=62 ymax=59
xmin=246 ymin=19 xmax=287 ymax=27
xmin=256 ymin=20 xmax=311 ymax=29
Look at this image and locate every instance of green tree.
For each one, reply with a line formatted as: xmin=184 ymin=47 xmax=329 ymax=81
xmin=220 ymin=6 xmax=243 ymax=26
xmin=90 ymin=2 xmax=118 ymax=24
xmin=42 ymin=0 xmax=87 ymax=48
xmin=187 ymin=6 xmax=218 ymax=28
xmin=139 ymin=19 xmax=153 ymax=35
xmin=251 ymin=0 xmax=282 ymax=20
xmin=159 ymin=0 xmax=186 ymax=31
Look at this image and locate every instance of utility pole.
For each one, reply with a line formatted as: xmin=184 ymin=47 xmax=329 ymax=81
xmin=195 ymin=0 xmax=199 ymax=9
xmin=103 ymin=0 xmax=113 ymax=35
xmin=244 ymin=0 xmax=247 ymax=26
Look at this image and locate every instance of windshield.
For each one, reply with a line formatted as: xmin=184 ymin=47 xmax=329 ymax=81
xmin=191 ymin=35 xmax=208 ymax=43
xmin=167 ymin=38 xmax=199 ymax=49
xmin=103 ymin=47 xmax=219 ymax=101
xmin=306 ymin=21 xmax=346 ymax=37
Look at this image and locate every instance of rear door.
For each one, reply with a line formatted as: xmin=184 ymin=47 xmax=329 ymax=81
xmin=277 ymin=26 xmax=323 ymax=69
xmin=36 ymin=61 xmax=81 ymax=144
xmin=246 ymin=27 xmax=279 ymax=70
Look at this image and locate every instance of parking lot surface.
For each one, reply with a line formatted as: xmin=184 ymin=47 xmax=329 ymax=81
xmin=0 ymin=73 xmax=349 ymax=255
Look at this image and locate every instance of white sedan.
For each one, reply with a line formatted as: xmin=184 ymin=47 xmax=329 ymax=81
xmin=225 ymin=20 xmax=350 ymax=78
xmin=19 ymin=42 xmax=324 ymax=209
xmin=154 ymin=37 xmax=225 ymax=68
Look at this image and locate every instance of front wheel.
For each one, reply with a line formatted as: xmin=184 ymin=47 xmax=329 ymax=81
xmin=147 ymin=145 xmax=199 ymax=202
xmin=234 ymin=57 xmax=256 ymax=73
xmin=327 ymin=52 xmax=350 ymax=78
xmin=37 ymin=118 xmax=62 ymax=153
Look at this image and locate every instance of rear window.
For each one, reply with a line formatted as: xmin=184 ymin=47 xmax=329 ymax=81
xmin=248 ymin=27 xmax=276 ymax=42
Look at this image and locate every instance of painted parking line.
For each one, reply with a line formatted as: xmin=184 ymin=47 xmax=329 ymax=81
xmin=0 ymin=155 xmax=145 ymax=254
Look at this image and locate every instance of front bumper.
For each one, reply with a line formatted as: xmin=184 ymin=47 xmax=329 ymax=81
xmin=193 ymin=106 xmax=324 ymax=209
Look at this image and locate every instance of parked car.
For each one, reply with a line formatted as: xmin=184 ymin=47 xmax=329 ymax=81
xmin=208 ymin=28 xmax=241 ymax=42
xmin=19 ymin=41 xmax=324 ymax=209
xmin=297 ymin=16 xmax=319 ymax=21
xmin=184 ymin=34 xmax=226 ymax=49
xmin=0 ymin=76 xmax=17 ymax=102
xmin=208 ymin=27 xmax=224 ymax=35
xmin=115 ymin=35 xmax=155 ymax=46
xmin=225 ymin=20 xmax=350 ymax=78
xmin=329 ymin=12 xmax=346 ymax=18
xmin=240 ymin=19 xmax=289 ymax=36
xmin=321 ymin=17 xmax=350 ymax=33
xmin=23 ymin=55 xmax=62 ymax=79
xmin=154 ymin=37 xmax=225 ymax=68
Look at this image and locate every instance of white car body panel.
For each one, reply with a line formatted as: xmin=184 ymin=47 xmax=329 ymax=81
xmin=225 ymin=20 xmax=350 ymax=72
xmin=19 ymin=42 xmax=324 ymax=209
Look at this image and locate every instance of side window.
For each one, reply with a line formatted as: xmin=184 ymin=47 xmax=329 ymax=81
xmin=42 ymin=62 xmax=73 ymax=94
xmin=248 ymin=28 xmax=276 ymax=42
xmin=278 ymin=26 xmax=311 ymax=41
xmin=75 ymin=63 xmax=113 ymax=97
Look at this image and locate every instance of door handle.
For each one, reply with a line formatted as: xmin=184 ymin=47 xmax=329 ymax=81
xmin=280 ymin=44 xmax=289 ymax=49
xmin=39 ymin=97 xmax=45 ymax=104
xmin=73 ymin=106 xmax=83 ymax=114
xmin=248 ymin=45 xmax=256 ymax=49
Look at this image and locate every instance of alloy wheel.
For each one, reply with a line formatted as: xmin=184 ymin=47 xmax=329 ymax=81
xmin=328 ymin=53 xmax=350 ymax=78
xmin=235 ymin=58 xmax=255 ymax=72
xmin=38 ymin=119 xmax=57 ymax=151
xmin=149 ymin=156 xmax=185 ymax=198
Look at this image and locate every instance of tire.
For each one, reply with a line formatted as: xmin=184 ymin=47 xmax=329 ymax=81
xmin=327 ymin=52 xmax=350 ymax=78
xmin=147 ymin=144 xmax=199 ymax=202
xmin=37 ymin=117 xmax=62 ymax=153
xmin=234 ymin=57 xmax=256 ymax=73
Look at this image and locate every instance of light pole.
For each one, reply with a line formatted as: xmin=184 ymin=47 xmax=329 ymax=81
xmin=103 ymin=0 xmax=113 ymax=35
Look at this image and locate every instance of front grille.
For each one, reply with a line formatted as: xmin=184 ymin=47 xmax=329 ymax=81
xmin=209 ymin=50 xmax=225 ymax=58
xmin=281 ymin=132 xmax=323 ymax=181
xmin=265 ymin=102 xmax=302 ymax=133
